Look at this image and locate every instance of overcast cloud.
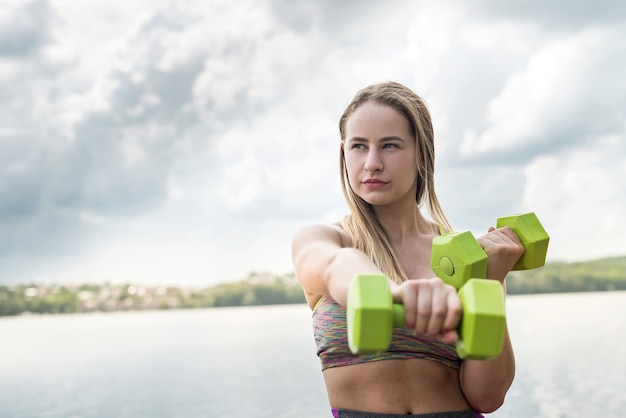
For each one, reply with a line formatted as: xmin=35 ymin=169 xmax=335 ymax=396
xmin=0 ymin=0 xmax=624 ymax=286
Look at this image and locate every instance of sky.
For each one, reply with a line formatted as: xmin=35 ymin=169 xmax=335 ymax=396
xmin=0 ymin=0 xmax=625 ymax=287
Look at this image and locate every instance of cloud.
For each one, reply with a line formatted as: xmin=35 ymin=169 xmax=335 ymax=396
xmin=0 ymin=0 xmax=57 ymax=56
xmin=460 ymin=26 xmax=626 ymax=161
xmin=404 ymin=3 xmax=543 ymax=159
xmin=401 ymin=1 xmax=626 ymax=261
xmin=522 ymin=137 xmax=626 ymax=261
xmin=0 ymin=0 xmax=351 ymax=283
xmin=469 ymin=0 xmax=626 ymax=28
xmin=0 ymin=0 xmax=624 ymax=285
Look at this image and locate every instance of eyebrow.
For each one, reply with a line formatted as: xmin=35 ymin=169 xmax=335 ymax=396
xmin=347 ymin=136 xmax=407 ymax=143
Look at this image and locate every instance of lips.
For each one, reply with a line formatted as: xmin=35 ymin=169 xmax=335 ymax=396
xmin=364 ymin=178 xmax=387 ymax=184
xmin=363 ymin=178 xmax=388 ymax=188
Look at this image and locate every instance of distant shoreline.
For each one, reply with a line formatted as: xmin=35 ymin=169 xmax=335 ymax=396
xmin=2 ymin=256 xmax=625 ymax=317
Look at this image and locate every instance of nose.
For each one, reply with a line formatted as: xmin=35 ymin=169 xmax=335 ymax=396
xmin=364 ymin=148 xmax=383 ymax=173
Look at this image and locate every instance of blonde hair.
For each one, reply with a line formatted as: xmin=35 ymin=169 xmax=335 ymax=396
xmin=339 ymin=81 xmax=451 ymax=284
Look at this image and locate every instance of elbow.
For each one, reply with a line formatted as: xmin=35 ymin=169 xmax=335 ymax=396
xmin=463 ymin=378 xmax=512 ymax=413
xmin=462 ymin=379 xmax=511 ymax=414
xmin=467 ymin=394 xmax=506 ymax=414
xmin=460 ymin=345 xmax=515 ymax=413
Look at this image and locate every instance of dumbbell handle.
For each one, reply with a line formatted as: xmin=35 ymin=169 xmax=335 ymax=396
xmin=391 ymin=304 xmax=405 ymax=328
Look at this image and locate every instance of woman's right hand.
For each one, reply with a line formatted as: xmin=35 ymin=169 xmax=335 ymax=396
xmin=391 ymin=278 xmax=462 ymax=345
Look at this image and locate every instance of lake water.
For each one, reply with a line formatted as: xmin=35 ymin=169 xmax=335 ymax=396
xmin=1 ymin=291 xmax=625 ymax=417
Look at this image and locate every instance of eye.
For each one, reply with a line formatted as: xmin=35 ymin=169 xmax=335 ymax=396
xmin=382 ymin=143 xmax=398 ymax=149
xmin=350 ymin=143 xmax=366 ymax=150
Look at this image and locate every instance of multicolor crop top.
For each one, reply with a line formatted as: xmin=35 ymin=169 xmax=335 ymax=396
xmin=313 ymin=295 xmax=461 ymax=371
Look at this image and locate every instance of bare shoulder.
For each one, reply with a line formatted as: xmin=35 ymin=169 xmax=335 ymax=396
xmin=292 ymin=221 xmax=352 ymax=249
xmin=291 ymin=221 xmax=353 ymax=309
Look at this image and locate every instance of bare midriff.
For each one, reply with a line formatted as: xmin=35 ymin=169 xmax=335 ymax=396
xmin=323 ymin=358 xmax=470 ymax=414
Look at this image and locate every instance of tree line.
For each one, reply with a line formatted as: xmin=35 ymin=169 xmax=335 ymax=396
xmin=0 ymin=274 xmax=305 ymax=317
xmin=1 ymin=256 xmax=625 ymax=316
xmin=505 ymin=255 xmax=626 ymax=294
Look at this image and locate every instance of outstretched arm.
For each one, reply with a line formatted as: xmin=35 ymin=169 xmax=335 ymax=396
xmin=291 ymin=223 xmax=383 ymax=309
xmin=293 ymin=223 xmax=465 ymax=344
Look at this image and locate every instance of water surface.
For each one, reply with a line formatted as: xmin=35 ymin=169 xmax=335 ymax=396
xmin=1 ymin=291 xmax=625 ymax=417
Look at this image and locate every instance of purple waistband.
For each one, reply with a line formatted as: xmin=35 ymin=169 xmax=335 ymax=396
xmin=331 ymin=408 xmax=485 ymax=418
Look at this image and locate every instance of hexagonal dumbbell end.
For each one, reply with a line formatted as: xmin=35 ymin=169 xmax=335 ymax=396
xmin=496 ymin=212 xmax=550 ymax=271
xmin=431 ymin=231 xmax=488 ymax=290
xmin=347 ymin=274 xmax=405 ymax=355
xmin=456 ymin=278 xmax=506 ymax=360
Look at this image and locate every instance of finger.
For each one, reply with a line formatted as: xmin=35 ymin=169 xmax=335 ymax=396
xmin=499 ymin=226 xmax=523 ymax=245
xmin=490 ymin=226 xmax=522 ymax=245
xmin=479 ymin=230 xmax=506 ymax=246
xmin=414 ymin=283 xmax=433 ymax=335
xmin=394 ymin=283 xmax=417 ymax=330
xmin=478 ymin=229 xmax=514 ymax=254
xmin=426 ymin=284 xmax=447 ymax=336
xmin=437 ymin=329 xmax=459 ymax=345
xmin=443 ymin=290 xmax=463 ymax=333
xmin=481 ymin=227 xmax=524 ymax=255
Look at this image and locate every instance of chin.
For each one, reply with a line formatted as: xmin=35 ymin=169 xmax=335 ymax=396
xmin=360 ymin=196 xmax=391 ymax=206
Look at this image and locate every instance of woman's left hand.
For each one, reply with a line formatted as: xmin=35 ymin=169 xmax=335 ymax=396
xmin=476 ymin=226 xmax=525 ymax=283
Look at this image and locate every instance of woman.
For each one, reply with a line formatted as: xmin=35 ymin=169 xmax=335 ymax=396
xmin=291 ymin=82 xmax=524 ymax=417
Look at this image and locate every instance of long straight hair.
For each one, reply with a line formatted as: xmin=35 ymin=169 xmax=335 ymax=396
xmin=339 ymin=82 xmax=451 ymax=284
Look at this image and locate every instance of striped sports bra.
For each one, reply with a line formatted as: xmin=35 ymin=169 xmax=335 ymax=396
xmin=312 ymin=295 xmax=461 ymax=371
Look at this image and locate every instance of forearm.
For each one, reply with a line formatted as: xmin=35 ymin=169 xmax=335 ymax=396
xmin=458 ymin=324 xmax=515 ymax=413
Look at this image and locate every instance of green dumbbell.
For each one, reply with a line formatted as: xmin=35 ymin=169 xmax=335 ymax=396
xmin=423 ymin=212 xmax=548 ymax=360
xmin=455 ymin=278 xmax=505 ymax=359
xmin=347 ymin=274 xmax=405 ymax=355
xmin=496 ymin=212 xmax=550 ymax=270
xmin=431 ymin=230 xmax=488 ymax=290
xmin=347 ymin=274 xmax=506 ymax=360
xmin=432 ymin=212 xmax=550 ymax=288
xmin=428 ymin=231 xmax=506 ymax=359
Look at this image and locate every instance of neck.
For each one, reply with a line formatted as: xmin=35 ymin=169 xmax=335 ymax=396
xmin=374 ymin=200 xmax=434 ymax=245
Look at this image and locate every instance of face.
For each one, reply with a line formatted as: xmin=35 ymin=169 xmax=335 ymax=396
xmin=343 ymin=101 xmax=418 ymax=206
